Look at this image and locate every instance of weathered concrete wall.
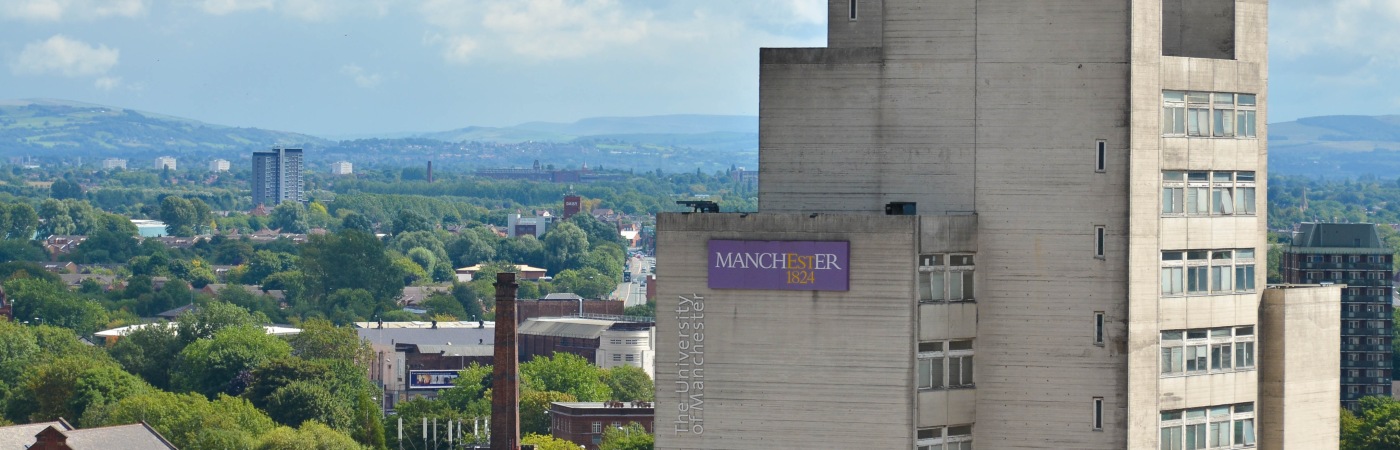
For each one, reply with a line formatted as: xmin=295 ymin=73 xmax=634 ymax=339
xmin=1258 ymin=285 xmax=1340 ymax=450
xmin=655 ymin=213 xmax=918 ymax=449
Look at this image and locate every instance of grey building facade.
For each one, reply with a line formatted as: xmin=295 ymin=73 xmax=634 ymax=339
xmin=1281 ymin=223 xmax=1393 ymax=409
xmin=656 ymin=1 xmax=1338 ymax=449
xmin=252 ymin=147 xmax=304 ymax=206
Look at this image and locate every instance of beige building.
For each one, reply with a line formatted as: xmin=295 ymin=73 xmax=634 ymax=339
xmin=656 ymin=1 xmax=1338 ymax=449
xmin=209 ymin=159 xmax=230 ymax=172
xmin=331 ymin=160 xmax=353 ymax=175
xmin=153 ymin=156 xmax=175 ymax=170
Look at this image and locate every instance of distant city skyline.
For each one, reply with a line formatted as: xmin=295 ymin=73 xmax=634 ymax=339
xmin=0 ymin=0 xmax=1384 ymax=136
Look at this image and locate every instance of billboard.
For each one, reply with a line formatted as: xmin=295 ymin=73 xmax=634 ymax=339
xmin=707 ymin=240 xmax=850 ymax=291
xmin=408 ymin=370 xmax=460 ymax=389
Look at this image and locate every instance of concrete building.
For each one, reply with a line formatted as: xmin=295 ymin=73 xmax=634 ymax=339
xmin=655 ymin=1 xmax=1337 ymax=449
xmin=1281 ymin=223 xmax=1393 ymax=408
xmin=152 ymin=156 xmax=175 ymax=171
xmin=331 ymin=160 xmax=353 ymax=175
xmin=101 ymin=158 xmax=126 ymax=169
xmin=208 ymin=159 xmax=230 ymax=172
xmin=507 ymin=213 xmax=551 ymax=238
xmin=252 ymin=147 xmax=304 ymax=206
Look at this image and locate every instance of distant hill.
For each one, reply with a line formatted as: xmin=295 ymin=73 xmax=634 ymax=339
xmin=0 ymin=99 xmax=759 ymax=173
xmin=0 ymin=98 xmax=327 ymax=160
xmin=1270 ymin=115 xmax=1400 ymax=179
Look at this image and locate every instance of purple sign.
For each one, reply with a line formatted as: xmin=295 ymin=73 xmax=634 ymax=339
xmin=707 ymin=240 xmax=850 ymax=291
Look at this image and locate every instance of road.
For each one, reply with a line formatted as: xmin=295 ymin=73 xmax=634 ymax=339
xmin=610 ymin=254 xmax=655 ymax=308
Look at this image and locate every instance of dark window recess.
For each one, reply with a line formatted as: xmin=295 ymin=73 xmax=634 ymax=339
xmin=1162 ymin=0 xmax=1236 ymax=59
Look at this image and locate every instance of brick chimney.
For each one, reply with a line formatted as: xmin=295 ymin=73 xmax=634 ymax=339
xmin=490 ymin=272 xmax=520 ymax=450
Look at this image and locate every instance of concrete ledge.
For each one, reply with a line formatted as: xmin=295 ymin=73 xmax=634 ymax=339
xmin=760 ymin=47 xmax=883 ymax=65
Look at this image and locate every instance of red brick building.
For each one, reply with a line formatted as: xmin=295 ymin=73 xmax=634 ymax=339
xmin=549 ymin=401 xmax=654 ymax=449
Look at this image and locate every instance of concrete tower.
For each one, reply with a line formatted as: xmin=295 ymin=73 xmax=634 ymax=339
xmin=656 ymin=1 xmax=1337 ymax=449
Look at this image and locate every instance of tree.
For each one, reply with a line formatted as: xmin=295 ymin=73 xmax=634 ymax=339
xmin=521 ymin=352 xmax=611 ymax=402
xmin=421 ymin=293 xmax=467 ymax=321
xmin=299 ymin=230 xmax=403 ymax=304
xmin=447 ymin=230 xmax=497 ymax=267
xmin=523 ymin=433 xmax=580 ymax=450
xmin=599 ymin=422 xmax=654 ymax=450
xmin=160 ymin=196 xmax=198 ymax=236
xmin=602 ymin=365 xmax=654 ymax=402
xmin=175 ymin=301 xmax=267 ymax=343
xmin=37 ymin=198 xmax=75 ymax=236
xmin=4 ymin=203 xmax=38 ymax=240
xmin=270 ymin=202 xmax=310 ymax=233
xmin=1342 ymin=396 xmax=1400 ymax=450
xmin=324 ymin=288 xmax=377 ymax=324
xmin=288 ymin=318 xmax=371 ymax=364
xmin=451 ymin=282 xmax=484 ymax=321
xmin=175 ymin=325 xmax=292 ymax=397
xmin=109 ymin=322 xmax=183 ymax=389
xmin=256 ymin=421 xmax=367 ymax=450
xmin=569 ymin=213 xmax=624 ymax=247
xmin=340 ymin=212 xmax=374 ymax=233
xmin=542 ymin=222 xmax=589 ymax=273
xmin=50 ymin=179 xmax=83 ymax=200
xmin=392 ymin=210 xmax=433 ymax=235
xmin=2 ymin=277 xmax=109 ymax=334
xmin=81 ymin=390 xmax=277 ymax=450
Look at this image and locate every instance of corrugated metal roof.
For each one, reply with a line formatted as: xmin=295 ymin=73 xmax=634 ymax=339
xmin=517 ymin=318 xmax=615 ymax=339
xmin=413 ymin=344 xmax=494 ymax=357
xmin=1293 ymin=223 xmax=1385 ymax=249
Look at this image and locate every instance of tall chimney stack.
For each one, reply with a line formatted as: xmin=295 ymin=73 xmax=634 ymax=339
xmin=490 ymin=272 xmax=520 ymax=450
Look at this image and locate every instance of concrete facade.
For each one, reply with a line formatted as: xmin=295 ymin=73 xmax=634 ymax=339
xmin=1258 ymin=285 xmax=1340 ymax=450
xmin=657 ymin=0 xmax=1335 ymax=449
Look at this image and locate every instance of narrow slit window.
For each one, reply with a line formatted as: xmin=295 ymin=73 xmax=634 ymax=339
xmin=1094 ymin=312 xmax=1105 ymax=345
xmin=1096 ymin=140 xmax=1107 ymax=172
xmin=1095 ymin=226 xmax=1106 ymax=259
xmin=1093 ymin=397 xmax=1104 ymax=430
xmin=849 ymin=0 xmax=857 ymax=20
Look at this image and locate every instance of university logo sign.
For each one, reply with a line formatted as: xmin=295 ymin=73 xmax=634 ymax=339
xmin=707 ymin=240 xmax=850 ymax=291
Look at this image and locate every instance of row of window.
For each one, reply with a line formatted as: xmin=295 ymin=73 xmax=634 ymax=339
xmin=918 ymin=254 xmax=975 ymax=303
xmin=916 ymin=424 xmax=972 ymax=450
xmin=608 ymin=338 xmax=644 ymax=345
xmin=1345 ymin=385 xmax=1391 ymax=395
xmin=1160 ymin=327 xmax=1256 ymax=376
xmin=1344 ymin=369 xmax=1392 ymax=379
xmin=1160 ymin=249 xmax=1257 ymax=296
xmin=1343 ymin=352 xmax=1391 ymax=362
xmin=1303 ymin=271 xmax=1389 ymax=281
xmin=1162 ymin=91 xmax=1258 ymax=138
xmin=1305 ymin=254 xmax=1390 ymax=264
xmin=917 ymin=340 xmax=974 ymax=390
xmin=1160 ymin=403 xmax=1256 ymax=450
xmin=610 ymin=354 xmax=638 ymax=362
xmin=1162 ymin=171 xmax=1256 ymax=216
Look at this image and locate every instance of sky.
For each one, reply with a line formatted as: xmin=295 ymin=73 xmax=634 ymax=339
xmin=0 ymin=0 xmax=1386 ymax=137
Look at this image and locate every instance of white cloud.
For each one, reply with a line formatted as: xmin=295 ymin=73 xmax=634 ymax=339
xmin=199 ymin=0 xmax=389 ymax=20
xmin=94 ymin=76 xmax=123 ymax=90
xmin=10 ymin=35 xmax=120 ymax=78
xmin=1 ymin=0 xmax=146 ymax=21
xmin=200 ymin=0 xmax=274 ymax=15
xmin=786 ymin=0 xmax=826 ymax=24
xmin=340 ymin=64 xmax=382 ymax=88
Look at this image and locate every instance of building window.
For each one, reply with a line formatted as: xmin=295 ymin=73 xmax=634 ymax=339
xmin=1093 ymin=397 xmax=1104 ymax=430
xmin=612 ymin=354 xmax=622 ymax=362
xmin=849 ymin=0 xmax=857 ymax=20
xmin=625 ymin=339 xmax=640 ymax=345
xmin=917 ymin=340 xmax=974 ymax=390
xmin=1160 ymin=403 xmax=1254 ymax=450
xmin=1162 ymin=249 xmax=1256 ymax=296
xmin=1163 ymin=91 xmax=1256 ymax=138
xmin=592 ymin=422 xmax=602 ymax=434
xmin=918 ymin=254 xmax=974 ymax=303
xmin=1095 ymin=226 xmax=1106 ymax=259
xmin=1096 ymin=140 xmax=1107 ymax=172
xmin=610 ymin=339 xmax=622 ymax=345
xmin=1094 ymin=312 xmax=1106 ymax=346
xmin=625 ymin=354 xmax=635 ymax=362
xmin=916 ymin=425 xmax=973 ymax=450
xmin=1162 ymin=171 xmax=1255 ymax=216
xmin=1161 ymin=326 xmax=1255 ymax=377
